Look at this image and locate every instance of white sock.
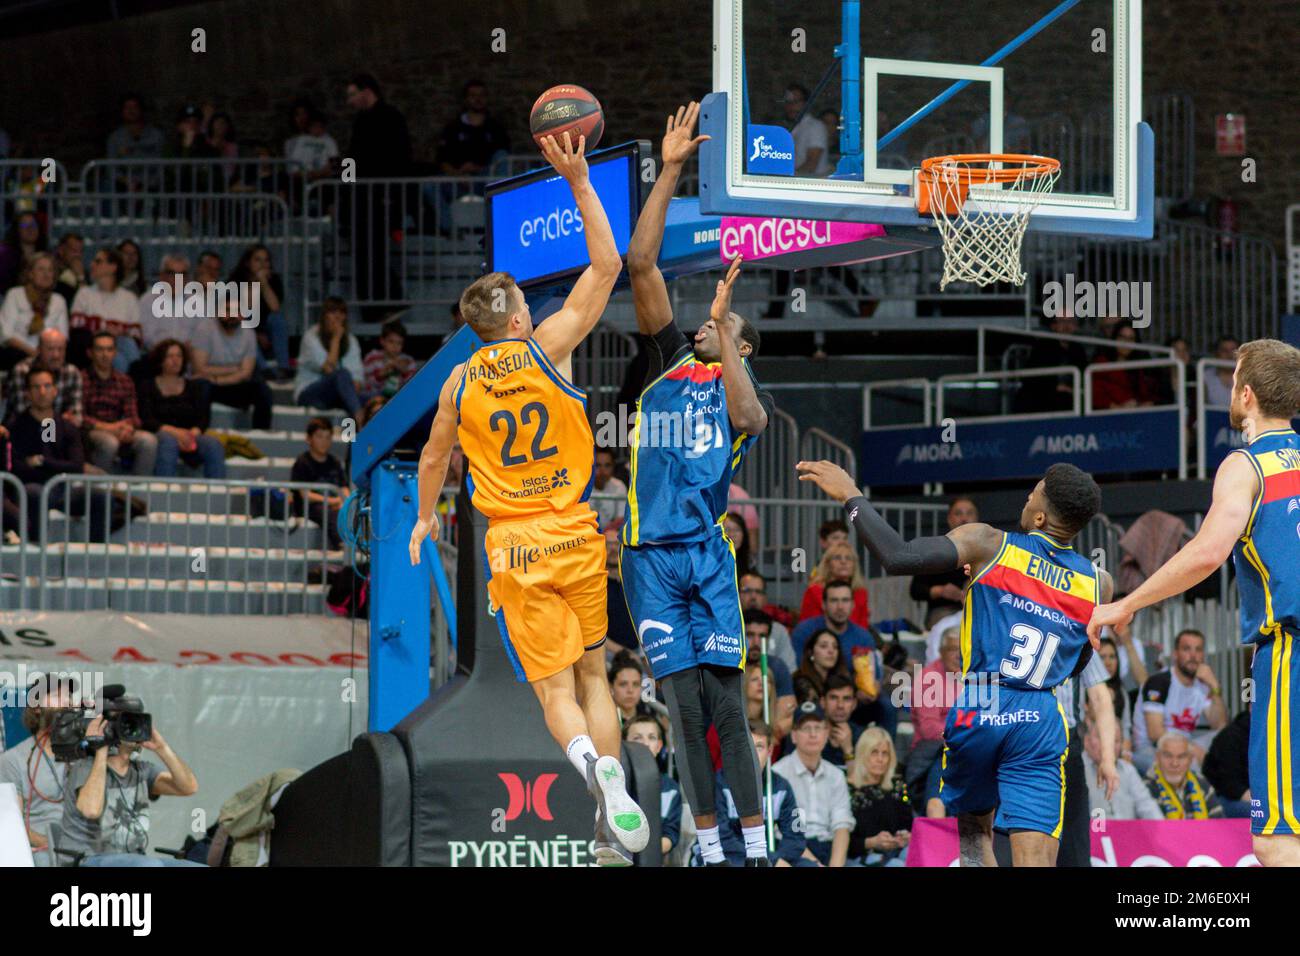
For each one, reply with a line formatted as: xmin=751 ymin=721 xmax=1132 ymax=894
xmin=742 ymin=825 xmax=767 ymax=859
xmin=697 ymin=825 xmax=725 ymax=864
xmin=565 ymin=735 xmax=598 ymax=778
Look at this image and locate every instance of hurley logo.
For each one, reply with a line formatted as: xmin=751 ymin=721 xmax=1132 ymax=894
xmin=498 ymin=772 xmax=558 ymax=821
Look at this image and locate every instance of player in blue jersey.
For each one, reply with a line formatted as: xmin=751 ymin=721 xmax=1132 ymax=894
xmin=1090 ymin=339 xmax=1300 ymax=867
xmin=620 ymin=102 xmax=776 ymax=867
xmin=798 ymin=459 xmax=1119 ymax=866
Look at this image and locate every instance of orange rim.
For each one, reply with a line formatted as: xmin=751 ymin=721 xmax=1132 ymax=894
xmin=920 ymin=153 xmax=1061 ymax=183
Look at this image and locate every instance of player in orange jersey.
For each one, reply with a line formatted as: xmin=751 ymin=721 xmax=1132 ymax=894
xmin=408 ymin=131 xmax=647 ymax=865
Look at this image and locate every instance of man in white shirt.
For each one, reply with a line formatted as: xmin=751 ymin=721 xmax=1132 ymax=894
xmin=285 ymin=111 xmax=340 ymax=180
xmin=1132 ymin=629 xmax=1228 ymax=774
xmin=783 ymin=85 xmax=831 ymax=178
xmin=773 ymin=702 xmax=854 ymax=866
xmin=1082 ymin=717 xmax=1163 ymax=821
xmin=590 ymin=446 xmax=627 ymax=531
xmin=1203 ymin=336 xmax=1239 ymax=407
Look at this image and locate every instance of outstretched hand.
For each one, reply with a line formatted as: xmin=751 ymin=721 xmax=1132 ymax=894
xmin=796 ymin=460 xmax=862 ymax=505
xmin=539 ymin=130 xmax=588 ymax=185
xmin=710 ymin=255 xmax=743 ymax=327
xmin=1086 ymin=601 xmax=1134 ymax=650
xmin=662 ymin=101 xmax=710 ymax=166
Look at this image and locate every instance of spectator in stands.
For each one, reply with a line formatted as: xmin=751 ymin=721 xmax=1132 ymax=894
xmin=773 ymin=702 xmax=853 ymax=865
xmin=745 ymin=612 xmax=796 ymax=726
xmin=115 ymin=240 xmax=147 ymax=296
xmin=1096 ymin=636 xmax=1134 ymax=758
xmin=1132 ymin=629 xmax=1227 ymax=773
xmin=5 ymin=328 xmax=82 ymax=426
xmin=52 ymin=233 xmax=86 ymax=309
xmin=589 ymin=446 xmax=627 ymax=532
xmin=1014 ymin=310 xmax=1089 ymax=413
xmin=793 ymin=627 xmax=852 ymax=702
xmin=818 ymin=517 xmax=849 ymax=553
xmin=821 ymin=673 xmax=864 ymax=768
xmin=229 ymin=244 xmax=291 ymax=380
xmin=195 ymin=250 xmax=223 ymax=286
xmin=190 ymin=300 xmax=273 ymax=430
xmin=106 ymin=93 xmax=163 ymax=159
xmin=1081 ymin=717 xmax=1162 ymax=821
xmin=291 ymin=416 xmax=347 ymax=550
xmin=82 ymin=332 xmax=156 ymax=475
xmin=907 ymin=627 xmax=961 ymax=817
xmin=1146 ymin=732 xmax=1223 ymax=820
xmin=62 ymin=710 xmax=201 ymax=866
xmin=739 ymin=572 xmax=796 ymax=667
xmin=845 ymin=726 xmax=912 ymax=866
xmin=605 ymin=527 xmax=638 ymax=651
xmin=361 ymin=318 xmax=417 ymax=400
xmin=0 ymin=672 xmax=78 ymax=866
xmin=346 ymin=74 xmax=411 ymax=315
xmin=1 ymin=253 xmax=68 ymax=372
xmin=0 ymin=210 xmax=48 ymax=292
xmin=205 ymin=112 xmax=239 ymax=185
xmin=1101 ymin=617 xmax=1150 ymax=694
xmin=166 ymin=104 xmax=218 ymax=162
xmin=138 ymin=254 xmax=192 ymax=350
xmin=909 ymin=496 xmax=978 ymax=627
xmin=792 ymin=579 xmax=874 ymax=659
xmin=1202 ymin=707 xmax=1251 ymax=819
xmin=1203 ymin=335 xmax=1239 ymax=407
xmin=294 ymin=297 xmax=363 ymax=416
xmin=436 ymin=80 xmax=511 ymax=177
xmin=722 ymin=511 xmax=754 ymax=576
xmin=1158 ymin=334 xmax=1193 ymax=406
xmin=4 ymin=367 xmax=86 ymax=537
xmin=69 ymin=247 xmax=142 ymax=373
xmin=285 ymin=98 xmax=314 ymax=150
xmin=286 ymin=110 xmax=340 ymax=182
xmin=745 ymin=660 xmax=791 ymax=746
xmin=799 ymin=542 xmax=869 ymax=627
xmin=138 ymin=338 xmax=225 ymax=478
xmin=784 ymin=84 xmax=829 ymax=177
xmin=1091 ymin=319 xmax=1161 ymax=409
xmin=623 ymin=715 xmax=681 ymax=859
xmin=726 ymin=481 xmax=759 ymax=539
xmin=609 ymin=650 xmax=652 ymax=730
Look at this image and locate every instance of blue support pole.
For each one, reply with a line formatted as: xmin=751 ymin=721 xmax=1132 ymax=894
xmin=835 ymin=0 xmax=863 ymax=178
xmin=877 ymin=0 xmax=1084 ymax=151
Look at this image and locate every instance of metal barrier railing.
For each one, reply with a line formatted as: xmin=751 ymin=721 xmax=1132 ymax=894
xmin=37 ymin=475 xmax=338 ymax=615
xmin=797 ymin=427 xmax=856 ymax=498
xmin=1082 ymin=356 xmax=1187 ymax=479
xmin=937 ymin=365 xmax=1082 ymax=421
xmin=1 ymin=158 xmax=71 ymax=234
xmin=80 ymin=157 xmax=309 ymax=206
xmin=1076 ymin=511 xmax=1124 ymax=579
xmin=572 ymin=326 xmax=637 ymax=427
xmin=1196 ymin=357 xmax=1234 ymax=479
xmin=978 ymin=325 xmax=1175 ymax=374
xmin=863 ymin=377 xmax=933 ymax=430
xmin=0 ymin=474 xmax=29 ymax=611
xmin=735 ymin=407 xmax=800 ymax=523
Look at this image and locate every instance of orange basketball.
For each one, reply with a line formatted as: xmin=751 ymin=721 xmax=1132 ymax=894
xmin=530 ymin=85 xmax=604 ymax=151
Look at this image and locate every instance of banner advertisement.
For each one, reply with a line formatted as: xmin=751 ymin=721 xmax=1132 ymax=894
xmin=861 ymin=409 xmax=1181 ymax=486
xmin=907 ymin=817 xmax=1260 ymax=866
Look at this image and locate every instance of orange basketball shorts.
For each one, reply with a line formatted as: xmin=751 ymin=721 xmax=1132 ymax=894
xmin=483 ymin=504 xmax=608 ymax=683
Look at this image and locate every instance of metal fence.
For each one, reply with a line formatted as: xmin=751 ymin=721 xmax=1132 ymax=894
xmin=572 ymin=326 xmax=637 ymax=427
xmin=79 ymin=157 xmax=310 ymax=208
xmin=1 ymin=158 xmax=71 ymax=235
xmin=797 ymin=427 xmax=857 ymax=497
xmin=735 ymin=407 xmax=800 ymax=512
xmin=36 ymin=475 xmax=338 ymax=615
xmin=0 ymin=473 xmax=29 ymax=611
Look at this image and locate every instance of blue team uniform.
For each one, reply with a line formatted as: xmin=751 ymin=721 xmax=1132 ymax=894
xmin=940 ymin=530 xmax=1101 ymax=835
xmin=1232 ymin=429 xmax=1300 ymax=835
xmin=619 ymin=323 xmax=773 ymax=679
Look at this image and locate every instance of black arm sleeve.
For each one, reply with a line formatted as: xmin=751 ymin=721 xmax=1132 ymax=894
xmin=844 ymin=495 xmax=961 ymax=576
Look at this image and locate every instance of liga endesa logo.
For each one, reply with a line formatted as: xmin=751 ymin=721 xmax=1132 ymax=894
xmin=498 ymin=772 xmax=558 ymax=821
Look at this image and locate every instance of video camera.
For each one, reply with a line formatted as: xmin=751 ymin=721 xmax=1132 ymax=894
xmin=49 ymin=683 xmax=153 ymax=762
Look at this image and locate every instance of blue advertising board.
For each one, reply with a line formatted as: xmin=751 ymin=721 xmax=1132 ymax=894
xmin=745 ymin=124 xmax=796 ymax=175
xmin=487 ymin=145 xmax=639 ymax=287
xmin=861 ymin=409 xmax=1182 ymax=486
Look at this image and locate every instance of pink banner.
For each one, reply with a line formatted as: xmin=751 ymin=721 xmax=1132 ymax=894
xmin=906 ymin=817 xmax=1260 ymax=867
xmin=719 ymin=216 xmax=886 ymax=262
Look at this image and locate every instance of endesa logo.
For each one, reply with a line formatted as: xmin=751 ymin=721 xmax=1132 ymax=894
xmin=745 ymin=124 xmax=796 ymax=175
xmin=498 ymin=772 xmax=558 ymax=821
xmin=519 ymin=204 xmax=584 ymax=247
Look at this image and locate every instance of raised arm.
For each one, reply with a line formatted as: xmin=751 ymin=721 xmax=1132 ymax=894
xmin=530 ymin=132 xmax=623 ymax=370
xmin=625 ymin=102 xmax=709 ymax=335
xmin=408 ymin=369 xmax=461 ymax=565
xmin=1087 ymin=452 xmax=1257 ymax=642
xmin=712 ymin=256 xmax=767 ymax=435
xmin=795 ymin=460 xmax=1003 ymax=576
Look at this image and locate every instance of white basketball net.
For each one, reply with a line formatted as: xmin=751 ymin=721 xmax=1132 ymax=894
xmin=923 ymin=157 xmax=1061 ymax=289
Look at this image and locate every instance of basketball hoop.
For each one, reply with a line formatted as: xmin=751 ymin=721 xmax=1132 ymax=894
xmin=916 ymin=153 xmax=1061 ymax=289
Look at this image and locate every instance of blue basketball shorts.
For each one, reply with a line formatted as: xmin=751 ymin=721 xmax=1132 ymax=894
xmin=618 ymin=533 xmax=745 ymax=680
xmin=1249 ymin=632 xmax=1300 ymax=835
xmin=940 ymin=683 xmax=1070 ymax=837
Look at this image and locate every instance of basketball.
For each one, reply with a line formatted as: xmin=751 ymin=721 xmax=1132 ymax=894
xmin=530 ymin=84 xmax=604 ymax=151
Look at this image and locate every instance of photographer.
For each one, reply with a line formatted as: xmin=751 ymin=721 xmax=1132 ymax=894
xmin=60 ymin=711 xmax=201 ymax=867
xmin=0 ymin=674 xmax=78 ymax=867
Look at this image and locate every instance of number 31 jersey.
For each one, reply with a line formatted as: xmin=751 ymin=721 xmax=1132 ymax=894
xmin=454 ymin=338 xmax=595 ymax=521
xmin=962 ymin=530 xmax=1101 ymax=691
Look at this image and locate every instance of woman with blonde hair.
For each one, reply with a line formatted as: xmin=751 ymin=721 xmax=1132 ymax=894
xmin=0 ymin=251 xmax=67 ymax=371
xmin=745 ymin=661 xmax=793 ymax=744
xmin=845 ymin=727 xmax=912 ymax=866
xmin=798 ymin=541 xmax=870 ymax=627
